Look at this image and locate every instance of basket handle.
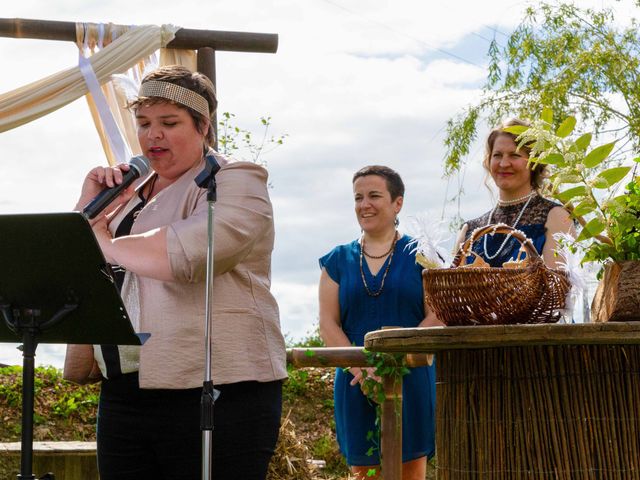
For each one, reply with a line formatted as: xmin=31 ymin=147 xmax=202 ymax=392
xmin=451 ymin=224 xmax=541 ymax=268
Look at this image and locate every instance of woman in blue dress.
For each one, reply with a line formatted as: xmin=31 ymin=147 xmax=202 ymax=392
xmin=454 ymin=118 xmax=575 ymax=268
xmin=318 ymin=165 xmax=436 ymax=480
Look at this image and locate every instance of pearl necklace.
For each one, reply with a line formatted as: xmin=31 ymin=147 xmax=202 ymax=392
xmin=497 ymin=191 xmax=536 ymax=206
xmin=483 ymin=193 xmax=536 ymax=260
xmin=359 ymin=232 xmax=398 ymax=297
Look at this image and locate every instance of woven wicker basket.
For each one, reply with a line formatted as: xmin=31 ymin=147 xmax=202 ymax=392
xmin=423 ymin=224 xmax=570 ymax=326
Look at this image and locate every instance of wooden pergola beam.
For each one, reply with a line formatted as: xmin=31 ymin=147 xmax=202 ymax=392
xmin=0 ymin=18 xmax=278 ymax=53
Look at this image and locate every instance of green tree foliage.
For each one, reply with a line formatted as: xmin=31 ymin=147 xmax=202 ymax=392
xmin=444 ymin=1 xmax=640 ymax=175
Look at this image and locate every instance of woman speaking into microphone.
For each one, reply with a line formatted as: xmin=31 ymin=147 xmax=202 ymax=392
xmin=64 ymin=65 xmax=287 ymax=480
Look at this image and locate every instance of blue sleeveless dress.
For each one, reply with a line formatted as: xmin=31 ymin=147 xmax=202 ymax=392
xmin=464 ymin=195 xmax=560 ymax=266
xmin=319 ymin=234 xmax=436 ymax=466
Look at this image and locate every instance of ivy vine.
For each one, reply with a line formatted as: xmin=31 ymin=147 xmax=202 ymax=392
xmin=354 ymin=351 xmax=410 ymax=476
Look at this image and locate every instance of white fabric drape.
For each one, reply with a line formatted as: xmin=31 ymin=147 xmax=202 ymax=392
xmin=0 ymin=24 xmax=178 ymax=135
xmin=78 ymin=23 xmax=157 ymax=165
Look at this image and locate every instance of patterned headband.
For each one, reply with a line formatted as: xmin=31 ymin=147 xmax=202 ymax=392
xmin=138 ymin=80 xmax=210 ymax=119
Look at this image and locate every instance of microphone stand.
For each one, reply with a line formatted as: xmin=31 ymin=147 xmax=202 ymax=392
xmin=195 ymin=152 xmax=222 ymax=480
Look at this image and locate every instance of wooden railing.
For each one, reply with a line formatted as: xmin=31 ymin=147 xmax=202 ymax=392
xmin=287 ymin=347 xmax=432 ymax=480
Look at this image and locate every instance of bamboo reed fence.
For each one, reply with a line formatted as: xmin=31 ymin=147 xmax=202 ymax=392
xmin=436 ymin=345 xmax=640 ymax=479
xmin=365 ymin=323 xmax=640 ymax=480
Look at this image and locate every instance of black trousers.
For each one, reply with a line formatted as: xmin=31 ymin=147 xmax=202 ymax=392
xmin=97 ymin=372 xmax=282 ymax=480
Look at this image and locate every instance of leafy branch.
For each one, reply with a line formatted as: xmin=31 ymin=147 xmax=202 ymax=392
xmin=505 ymin=108 xmax=639 ymax=265
xmin=217 ymin=112 xmax=287 ymax=166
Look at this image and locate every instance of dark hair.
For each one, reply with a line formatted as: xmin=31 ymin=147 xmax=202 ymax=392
xmin=483 ymin=117 xmax=547 ymax=191
xmin=129 ymin=65 xmax=218 ymax=147
xmin=352 ymin=165 xmax=405 ymax=200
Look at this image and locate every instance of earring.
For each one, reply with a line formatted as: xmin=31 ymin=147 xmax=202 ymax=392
xmin=394 ymin=216 xmax=400 ymax=227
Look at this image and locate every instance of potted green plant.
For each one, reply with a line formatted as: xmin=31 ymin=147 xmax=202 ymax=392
xmin=504 ymin=108 xmax=640 ymax=322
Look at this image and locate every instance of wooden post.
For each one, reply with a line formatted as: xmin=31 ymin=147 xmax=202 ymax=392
xmin=197 ymin=47 xmax=217 ymax=150
xmin=379 ymin=326 xmax=402 ymax=479
xmin=381 ymin=372 xmax=403 ymax=480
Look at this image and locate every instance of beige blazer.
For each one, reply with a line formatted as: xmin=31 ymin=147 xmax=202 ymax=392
xmin=106 ymin=152 xmax=287 ymax=389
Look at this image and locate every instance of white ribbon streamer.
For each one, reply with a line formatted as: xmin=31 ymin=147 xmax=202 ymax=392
xmin=78 ymin=23 xmax=132 ymax=164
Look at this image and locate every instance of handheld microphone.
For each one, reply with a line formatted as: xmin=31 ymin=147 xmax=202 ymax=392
xmin=82 ymin=155 xmax=151 ymax=220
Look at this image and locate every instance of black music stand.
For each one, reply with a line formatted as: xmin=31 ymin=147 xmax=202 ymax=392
xmin=0 ymin=212 xmax=149 ymax=480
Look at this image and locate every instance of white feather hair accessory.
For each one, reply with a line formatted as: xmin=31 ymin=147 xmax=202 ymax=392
xmin=406 ymin=214 xmax=452 ymax=269
xmin=111 ymin=54 xmax=160 ymax=103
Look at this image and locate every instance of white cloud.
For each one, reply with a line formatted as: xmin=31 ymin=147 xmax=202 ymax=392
xmin=271 ymin=281 xmax=319 ymax=341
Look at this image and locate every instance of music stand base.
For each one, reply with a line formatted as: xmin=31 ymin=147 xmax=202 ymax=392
xmin=1 ymin=307 xmax=73 ymax=480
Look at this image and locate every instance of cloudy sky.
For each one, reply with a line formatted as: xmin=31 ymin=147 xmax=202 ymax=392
xmin=0 ymin=0 xmax=632 ymax=367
